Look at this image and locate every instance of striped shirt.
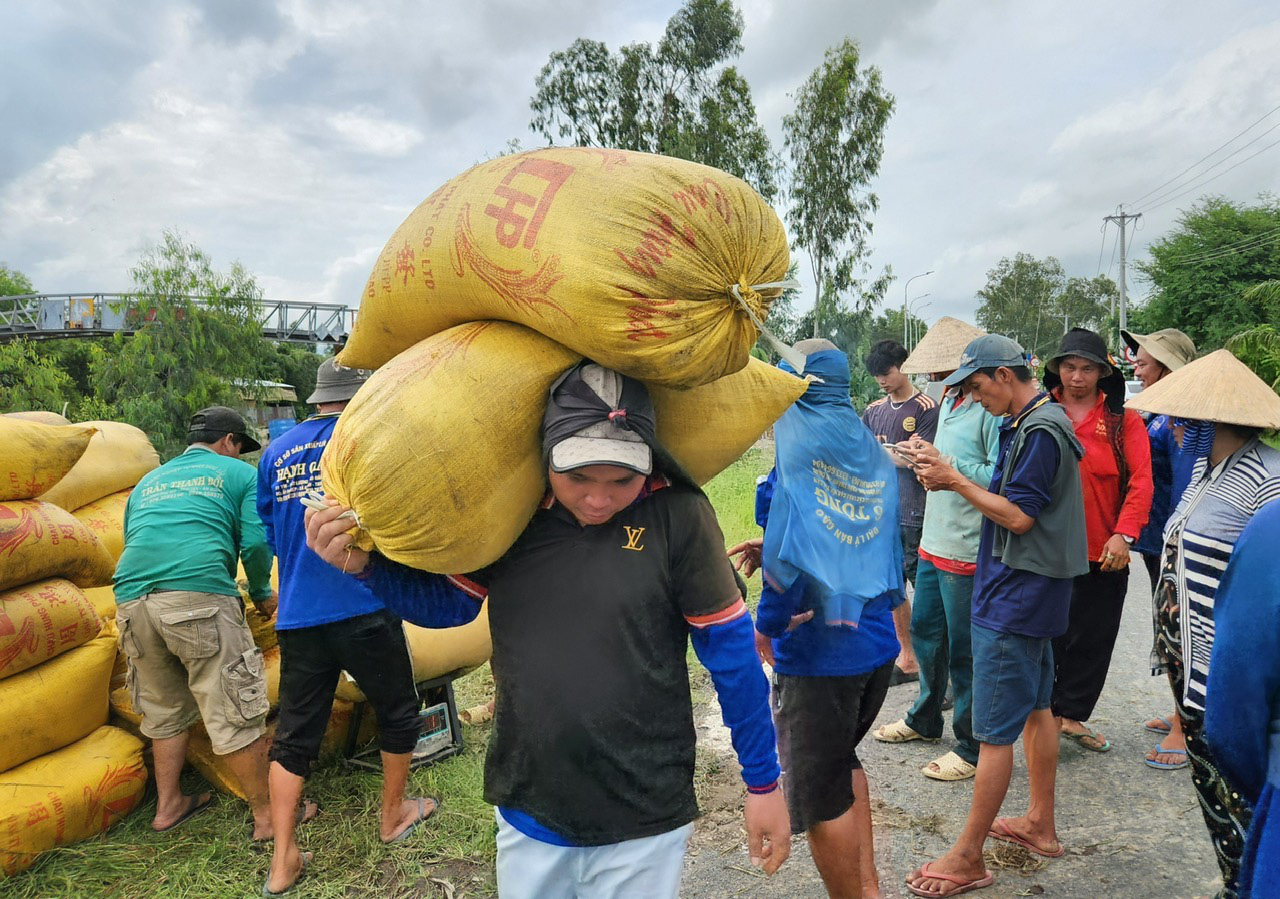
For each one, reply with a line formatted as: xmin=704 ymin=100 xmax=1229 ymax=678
xmin=1163 ymin=439 xmax=1280 ymax=711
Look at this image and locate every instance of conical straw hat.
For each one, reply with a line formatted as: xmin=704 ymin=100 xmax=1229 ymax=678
xmin=901 ymin=317 xmax=987 ymax=374
xmin=1125 ymin=349 xmax=1280 ymax=429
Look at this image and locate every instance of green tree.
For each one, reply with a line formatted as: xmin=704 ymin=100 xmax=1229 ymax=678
xmin=0 ymin=264 xmax=36 ymax=318
xmin=271 ymin=343 xmax=324 ymax=418
xmin=1132 ymin=196 xmax=1280 ymax=349
xmin=0 ymin=340 xmax=74 ymax=414
xmin=781 ymin=39 xmax=894 ymax=337
xmin=91 ymin=230 xmax=274 ymax=457
xmin=975 ymin=254 xmax=1118 ymax=360
xmin=529 ymin=0 xmax=777 ymax=199
xmin=1227 ymin=323 xmax=1280 ymax=392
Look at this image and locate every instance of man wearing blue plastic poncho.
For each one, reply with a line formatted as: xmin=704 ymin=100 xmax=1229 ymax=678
xmin=730 ymin=338 xmax=904 ymax=899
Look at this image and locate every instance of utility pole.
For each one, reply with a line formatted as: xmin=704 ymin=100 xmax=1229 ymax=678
xmin=1103 ymin=210 xmax=1142 ymax=334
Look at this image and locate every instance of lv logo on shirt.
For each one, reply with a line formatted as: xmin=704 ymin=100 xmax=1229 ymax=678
xmin=622 ymin=526 xmax=646 ymax=552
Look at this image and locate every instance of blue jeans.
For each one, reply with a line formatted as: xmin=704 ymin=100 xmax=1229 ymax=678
xmin=971 ymin=623 xmax=1054 ymax=746
xmin=905 ymin=558 xmax=978 ymax=764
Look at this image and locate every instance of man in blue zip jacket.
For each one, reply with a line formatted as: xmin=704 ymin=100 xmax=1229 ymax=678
xmin=305 ymin=361 xmax=791 ymax=899
xmin=259 ymin=360 xmax=436 ymax=896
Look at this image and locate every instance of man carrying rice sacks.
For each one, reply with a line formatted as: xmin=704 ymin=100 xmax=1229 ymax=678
xmin=306 ymin=361 xmax=791 ymax=898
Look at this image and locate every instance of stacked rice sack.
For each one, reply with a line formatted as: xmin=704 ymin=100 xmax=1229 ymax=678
xmin=0 ymin=417 xmax=150 ymax=877
xmin=328 ymin=147 xmax=807 ymax=574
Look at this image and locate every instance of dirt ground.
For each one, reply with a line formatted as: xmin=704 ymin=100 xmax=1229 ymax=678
xmin=682 ymin=564 xmax=1226 ymax=899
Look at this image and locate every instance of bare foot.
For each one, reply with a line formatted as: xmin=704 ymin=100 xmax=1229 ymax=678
xmin=266 ymin=849 xmax=312 ymax=895
xmin=252 ymin=799 xmax=320 ymax=842
xmin=905 ymin=847 xmax=989 ymax=896
xmin=381 ymin=796 xmax=438 ymax=843
xmin=152 ymin=791 xmax=214 ymax=832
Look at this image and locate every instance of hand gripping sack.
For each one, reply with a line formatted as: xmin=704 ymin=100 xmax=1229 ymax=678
xmin=0 ymin=725 xmax=146 ymax=878
xmin=0 ymin=630 xmax=116 ymax=772
xmin=0 ymin=501 xmax=116 ymax=592
xmin=0 ymin=579 xmax=102 ymax=679
xmin=71 ymin=489 xmax=131 ymax=562
xmin=0 ymin=418 xmax=96 ymax=502
xmin=339 ymin=147 xmax=790 ymax=388
xmin=38 ymin=421 xmax=159 ymax=512
xmin=322 ymin=321 xmax=807 ymax=573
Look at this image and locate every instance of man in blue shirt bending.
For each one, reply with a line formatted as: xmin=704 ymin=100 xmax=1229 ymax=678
xmin=259 ymin=360 xmax=436 ymax=896
xmin=905 ymin=336 xmax=1088 ymax=898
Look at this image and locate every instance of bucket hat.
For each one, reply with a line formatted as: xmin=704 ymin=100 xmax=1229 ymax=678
xmin=1046 ymin=328 xmax=1113 ymax=376
xmin=1124 ymin=349 xmax=1280 ymax=429
xmin=307 ymin=359 xmax=373 ymax=404
xmin=1120 ymin=328 xmax=1196 ymax=373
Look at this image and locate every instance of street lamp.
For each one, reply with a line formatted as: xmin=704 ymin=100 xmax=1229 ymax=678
xmin=903 ymin=270 xmax=934 ymax=344
xmin=907 ymin=297 xmax=932 ymax=348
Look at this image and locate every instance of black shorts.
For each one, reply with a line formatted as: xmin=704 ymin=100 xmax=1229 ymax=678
xmin=771 ymin=662 xmax=894 ymax=833
xmin=901 ymin=524 xmax=922 ymax=584
xmin=270 ymin=609 xmax=420 ymax=777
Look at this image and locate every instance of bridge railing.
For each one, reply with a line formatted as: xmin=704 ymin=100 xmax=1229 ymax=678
xmin=0 ymin=294 xmax=357 ymax=344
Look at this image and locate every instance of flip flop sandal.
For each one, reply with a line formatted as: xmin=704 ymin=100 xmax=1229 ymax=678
xmin=922 ymin=751 xmax=977 ymax=782
xmin=385 ymin=796 xmax=441 ymax=844
xmin=153 ymin=793 xmax=216 ymax=832
xmin=263 ymin=851 xmax=312 ymax=896
xmin=905 ymin=862 xmax=995 ymax=897
xmin=987 ymin=818 xmax=1065 ymax=858
xmin=1144 ymin=715 xmax=1173 ymax=736
xmin=1061 ymin=727 xmax=1111 ymax=752
xmin=889 ymin=665 xmax=919 ymax=687
xmin=874 ymin=719 xmax=937 ymax=743
xmin=1144 ymin=745 xmax=1190 ymax=770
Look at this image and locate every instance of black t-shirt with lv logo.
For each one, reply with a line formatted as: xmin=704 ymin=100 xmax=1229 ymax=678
xmin=466 ymin=481 xmax=740 ymax=845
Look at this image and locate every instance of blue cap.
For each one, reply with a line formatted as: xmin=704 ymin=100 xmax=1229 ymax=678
xmin=941 ymin=335 xmax=1029 ymax=386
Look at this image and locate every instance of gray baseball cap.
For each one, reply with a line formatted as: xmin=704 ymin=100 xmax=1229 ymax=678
xmin=942 ymin=335 xmax=1029 ymax=386
xmin=307 ymin=358 xmax=372 ymax=404
xmin=546 ymin=364 xmax=653 ymax=475
xmin=188 ymin=406 xmax=261 ymax=452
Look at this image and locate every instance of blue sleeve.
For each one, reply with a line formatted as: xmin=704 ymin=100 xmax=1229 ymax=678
xmin=690 ymin=612 xmax=781 ymax=791
xmin=363 ymin=556 xmax=484 ymax=629
xmin=754 ymin=468 xmax=776 ymax=529
xmin=1003 ymin=429 xmax=1060 ymax=519
xmin=1204 ymin=506 xmax=1280 ymax=804
xmin=237 ymin=466 xmax=273 ymax=600
xmin=256 ymin=454 xmax=276 ymax=556
xmin=755 ymin=578 xmax=805 ymax=639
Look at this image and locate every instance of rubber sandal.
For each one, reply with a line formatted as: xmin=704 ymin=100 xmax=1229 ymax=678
xmin=889 ymin=665 xmax=919 ymax=687
xmin=922 ymin=751 xmax=977 ymax=782
xmin=987 ymin=818 xmax=1065 ymax=858
xmin=905 ymin=861 xmax=995 ymax=897
xmin=1144 ymin=745 xmax=1190 ymax=770
xmin=384 ymin=796 xmax=440 ymax=844
xmin=153 ymin=793 xmax=215 ymax=832
xmin=874 ymin=719 xmax=937 ymax=744
xmin=1061 ymin=726 xmax=1111 ymax=752
xmin=263 ymin=851 xmax=312 ymax=896
xmin=1144 ymin=715 xmax=1173 ymax=736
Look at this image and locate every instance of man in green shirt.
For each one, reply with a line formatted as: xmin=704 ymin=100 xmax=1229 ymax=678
xmin=114 ymin=406 xmax=297 ymax=841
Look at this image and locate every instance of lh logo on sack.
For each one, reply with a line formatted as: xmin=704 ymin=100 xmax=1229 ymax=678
xmin=622 ymin=526 xmax=646 ymax=552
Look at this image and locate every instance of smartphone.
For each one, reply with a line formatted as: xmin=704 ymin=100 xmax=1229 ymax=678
xmin=888 ymin=444 xmax=921 ymax=469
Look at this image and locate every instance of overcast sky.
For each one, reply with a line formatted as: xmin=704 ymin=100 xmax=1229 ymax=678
xmin=3 ymin=0 xmax=1278 ymax=330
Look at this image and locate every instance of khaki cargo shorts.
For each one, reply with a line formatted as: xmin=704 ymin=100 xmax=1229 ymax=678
xmin=116 ymin=590 xmax=269 ymax=755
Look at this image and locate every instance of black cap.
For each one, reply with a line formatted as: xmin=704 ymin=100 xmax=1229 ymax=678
xmin=1046 ymin=328 xmax=1113 ymax=376
xmin=188 ymin=406 xmax=262 ymax=453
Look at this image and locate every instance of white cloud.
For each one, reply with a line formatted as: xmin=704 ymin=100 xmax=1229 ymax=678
xmin=326 ymin=109 xmax=424 ymax=157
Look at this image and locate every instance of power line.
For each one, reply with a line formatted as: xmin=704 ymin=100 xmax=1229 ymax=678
xmin=1127 ymin=101 xmax=1280 ymax=209
xmin=1105 ymin=225 xmax=1120 ymax=279
xmin=1095 ymin=222 xmax=1109 ymax=276
xmin=1163 ymin=225 xmax=1280 ymax=264
xmin=1135 ymin=135 xmax=1280 ymax=215
xmin=1131 ymin=120 xmax=1280 ymax=214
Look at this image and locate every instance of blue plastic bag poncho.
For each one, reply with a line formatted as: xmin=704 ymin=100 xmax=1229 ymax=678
xmin=763 ymin=349 xmax=904 ymax=627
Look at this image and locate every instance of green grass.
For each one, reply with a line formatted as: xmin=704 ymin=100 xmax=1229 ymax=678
xmin=8 ymin=450 xmax=774 ymax=898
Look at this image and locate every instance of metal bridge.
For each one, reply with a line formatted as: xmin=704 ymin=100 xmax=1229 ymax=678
xmin=0 ymin=293 xmax=356 ymax=344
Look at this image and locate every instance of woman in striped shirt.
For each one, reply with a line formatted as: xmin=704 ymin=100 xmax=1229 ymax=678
xmin=1127 ymin=349 xmax=1280 ymax=899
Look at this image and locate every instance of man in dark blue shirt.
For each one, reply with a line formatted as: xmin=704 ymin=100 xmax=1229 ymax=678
xmin=903 ymin=336 xmax=1088 ymax=898
xmin=259 ymin=360 xmax=434 ymax=896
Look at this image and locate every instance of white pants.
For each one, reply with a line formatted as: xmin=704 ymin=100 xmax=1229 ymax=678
xmin=495 ymin=809 xmax=693 ymax=899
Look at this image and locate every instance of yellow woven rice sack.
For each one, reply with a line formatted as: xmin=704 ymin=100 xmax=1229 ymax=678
xmin=323 ymin=322 xmax=806 ymax=572
xmin=0 ymin=501 xmax=116 ymax=592
xmin=0 ymin=630 xmax=115 ymax=772
xmin=3 ymin=411 xmax=71 ymax=426
xmin=71 ymin=489 xmax=131 ymax=562
xmin=82 ymin=585 xmax=117 ymax=621
xmin=0 ymin=419 xmax=96 ymax=502
xmin=38 ymin=421 xmax=159 ymax=512
xmin=335 ymin=604 xmax=492 ymax=703
xmin=0 ymin=725 xmax=146 ymax=878
xmin=0 ymin=579 xmax=102 ymax=680
xmin=339 ymin=147 xmax=789 ymax=387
